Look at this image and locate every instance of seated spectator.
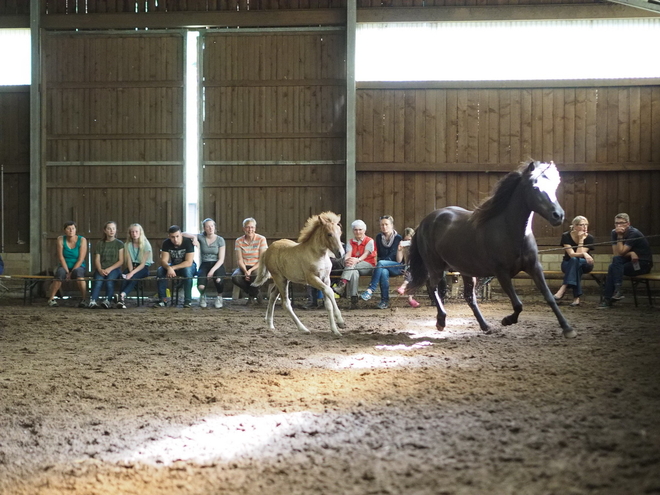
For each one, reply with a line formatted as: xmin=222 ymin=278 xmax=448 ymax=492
xmin=332 ymin=220 xmax=376 ymax=310
xmin=89 ymin=221 xmax=124 ymax=309
xmin=360 ymin=215 xmax=403 ymax=309
xmin=232 ymin=217 xmax=268 ymax=304
xmin=46 ymin=221 xmax=88 ymax=307
xmin=554 ymin=216 xmax=595 ymax=307
xmin=187 ymin=218 xmax=226 ymax=309
xmin=396 ymin=227 xmax=421 ymax=308
xmin=155 ymin=225 xmax=196 ymax=308
xmin=115 ymin=223 xmax=153 ymax=309
xmin=599 ymin=213 xmax=653 ymax=309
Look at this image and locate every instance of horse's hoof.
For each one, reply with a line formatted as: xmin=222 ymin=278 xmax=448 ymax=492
xmin=563 ymin=328 xmax=577 ymax=339
xmin=482 ymin=326 xmax=496 ymax=335
xmin=337 ymin=322 xmax=346 ymax=329
xmin=501 ymin=316 xmax=517 ymax=326
xmin=436 ymin=324 xmax=445 ymax=331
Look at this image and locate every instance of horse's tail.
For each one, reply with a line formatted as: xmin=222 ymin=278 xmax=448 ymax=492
xmin=251 ymin=252 xmax=271 ymax=287
xmin=407 ymin=231 xmax=428 ymax=293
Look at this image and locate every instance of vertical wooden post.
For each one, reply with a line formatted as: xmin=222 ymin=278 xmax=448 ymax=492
xmin=30 ymin=0 xmax=42 ymax=274
xmin=345 ymin=1 xmax=357 ymax=230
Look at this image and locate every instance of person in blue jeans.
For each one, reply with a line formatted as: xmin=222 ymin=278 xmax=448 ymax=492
xmin=599 ymin=213 xmax=653 ymax=309
xmin=553 ymin=216 xmax=595 ymax=307
xmin=89 ymin=221 xmax=124 ymax=309
xmin=116 ymin=223 xmax=153 ymax=309
xmin=360 ymin=215 xmax=403 ymax=309
xmin=156 ymin=225 xmax=196 ymax=308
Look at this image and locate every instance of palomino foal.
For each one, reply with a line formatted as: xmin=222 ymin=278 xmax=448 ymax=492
xmin=253 ymin=211 xmax=346 ymax=336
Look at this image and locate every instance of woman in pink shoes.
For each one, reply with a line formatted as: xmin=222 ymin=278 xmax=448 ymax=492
xmin=396 ymin=227 xmax=420 ymax=308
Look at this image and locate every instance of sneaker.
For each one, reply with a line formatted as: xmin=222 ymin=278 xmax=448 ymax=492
xmin=101 ymin=299 xmax=112 ymax=309
xmin=611 ymin=290 xmax=625 ymax=301
xmin=597 ymin=300 xmax=611 ymax=309
xmin=377 ymin=300 xmax=389 ymax=310
xmin=333 ymin=280 xmax=347 ymax=296
xmin=183 ymin=300 xmax=192 ymax=308
xmin=214 ymin=296 xmax=223 ymax=309
xmin=408 ymin=298 xmax=420 ymax=308
xmin=153 ymin=299 xmax=167 ymax=308
xmin=47 ymin=299 xmax=58 ymax=307
xmin=88 ymin=301 xmax=99 ymax=309
xmin=78 ymin=300 xmax=88 ymax=308
xmin=360 ymin=288 xmax=373 ymax=301
xmin=116 ymin=300 xmax=126 ymax=309
xmin=199 ymin=294 xmax=207 ymax=308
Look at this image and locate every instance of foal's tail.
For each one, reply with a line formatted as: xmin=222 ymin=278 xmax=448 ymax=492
xmin=251 ymin=256 xmax=271 ymax=287
xmin=407 ymin=233 xmax=428 ymax=293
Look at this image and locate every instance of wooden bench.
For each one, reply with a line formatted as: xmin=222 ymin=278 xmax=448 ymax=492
xmin=630 ymin=273 xmax=660 ymax=307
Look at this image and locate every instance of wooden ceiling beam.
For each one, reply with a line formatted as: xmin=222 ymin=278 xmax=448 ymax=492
xmin=40 ymin=9 xmax=345 ymax=30
xmin=357 ymin=4 xmax=660 ymax=22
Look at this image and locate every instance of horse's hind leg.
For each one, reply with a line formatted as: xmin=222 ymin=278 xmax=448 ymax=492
xmin=429 ymin=275 xmax=447 ymax=331
xmin=278 ymin=279 xmax=310 ymax=334
xmin=265 ymin=284 xmax=278 ymax=329
xmin=462 ymin=276 xmax=494 ymax=334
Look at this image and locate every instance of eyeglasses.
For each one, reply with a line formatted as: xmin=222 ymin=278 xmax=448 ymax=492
xmin=576 ymin=223 xmax=588 ymax=227
xmin=614 ymin=221 xmax=629 ymax=225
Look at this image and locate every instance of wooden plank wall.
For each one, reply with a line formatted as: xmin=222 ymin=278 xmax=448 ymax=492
xmin=41 ymin=0 xmax=346 ymax=13
xmin=43 ymin=33 xmax=184 ymax=271
xmin=356 ymin=87 xmax=660 ymax=246
xmin=0 ymin=87 xmax=30 ymax=253
xmin=0 ymin=0 xmax=29 ymax=14
xmin=202 ymin=31 xmax=346 ymax=270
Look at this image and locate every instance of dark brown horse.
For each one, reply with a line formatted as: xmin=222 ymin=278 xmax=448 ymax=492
xmin=408 ymin=161 xmax=575 ymax=338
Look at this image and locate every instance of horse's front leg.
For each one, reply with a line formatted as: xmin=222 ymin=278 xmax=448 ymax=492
xmin=462 ymin=276 xmax=494 ymax=334
xmin=311 ymin=277 xmax=343 ymax=337
xmin=496 ymin=274 xmax=523 ymax=327
xmin=276 ymin=278 xmax=310 ymax=333
xmin=528 ymin=265 xmax=575 ymax=338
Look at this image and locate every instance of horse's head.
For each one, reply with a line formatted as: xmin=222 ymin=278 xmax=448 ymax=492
xmin=523 ymin=161 xmax=564 ymax=227
xmin=299 ymin=211 xmax=345 ymax=259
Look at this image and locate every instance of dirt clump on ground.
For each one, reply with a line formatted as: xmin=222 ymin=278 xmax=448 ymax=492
xmin=1 ymin=294 xmax=659 ymax=495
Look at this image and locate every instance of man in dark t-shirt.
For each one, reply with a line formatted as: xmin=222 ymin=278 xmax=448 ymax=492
xmin=599 ymin=213 xmax=653 ymax=309
xmin=156 ymin=225 xmax=196 ymax=308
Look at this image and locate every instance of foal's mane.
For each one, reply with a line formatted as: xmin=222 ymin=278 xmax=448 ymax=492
xmin=470 ymin=165 xmax=528 ymax=226
xmin=298 ymin=211 xmax=340 ymax=243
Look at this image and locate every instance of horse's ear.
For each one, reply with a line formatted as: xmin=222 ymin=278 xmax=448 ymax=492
xmin=525 ymin=161 xmax=537 ymax=174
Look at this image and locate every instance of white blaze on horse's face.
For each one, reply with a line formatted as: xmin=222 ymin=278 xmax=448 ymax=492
xmin=532 ymin=162 xmax=561 ymax=203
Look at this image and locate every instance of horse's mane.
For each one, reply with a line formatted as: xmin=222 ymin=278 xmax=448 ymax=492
xmin=470 ymin=165 xmax=526 ymax=226
xmin=298 ymin=211 xmax=341 ymax=243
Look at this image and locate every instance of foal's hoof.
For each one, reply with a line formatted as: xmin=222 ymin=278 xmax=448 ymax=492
xmin=563 ymin=328 xmax=577 ymax=339
xmin=337 ymin=321 xmax=346 ymax=329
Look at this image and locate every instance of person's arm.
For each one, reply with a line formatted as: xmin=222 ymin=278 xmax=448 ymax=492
xmin=236 ymin=246 xmax=248 ymax=275
xmin=126 ymin=247 xmax=149 ymax=279
xmin=55 ymin=237 xmax=68 ymax=275
xmin=182 ymin=232 xmax=200 ymax=247
xmin=394 ymin=237 xmax=403 ymax=263
xmin=208 ymin=245 xmax=226 ymax=278
xmin=245 ymin=238 xmax=267 ymax=278
xmin=172 ymin=251 xmax=194 ymax=270
xmin=106 ymin=247 xmax=124 ymax=273
xmin=93 ymin=253 xmax=102 ymax=274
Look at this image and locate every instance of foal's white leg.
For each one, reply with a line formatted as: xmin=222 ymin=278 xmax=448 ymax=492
xmin=265 ymin=284 xmax=278 ymax=330
xmin=278 ymin=279 xmax=310 ymax=333
xmin=317 ymin=282 xmax=344 ymax=336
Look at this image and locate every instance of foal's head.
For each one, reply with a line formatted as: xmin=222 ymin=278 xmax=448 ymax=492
xmin=299 ymin=211 xmax=345 ymax=259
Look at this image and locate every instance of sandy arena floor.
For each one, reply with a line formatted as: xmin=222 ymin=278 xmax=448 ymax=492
xmin=1 ymin=292 xmax=659 ymax=495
